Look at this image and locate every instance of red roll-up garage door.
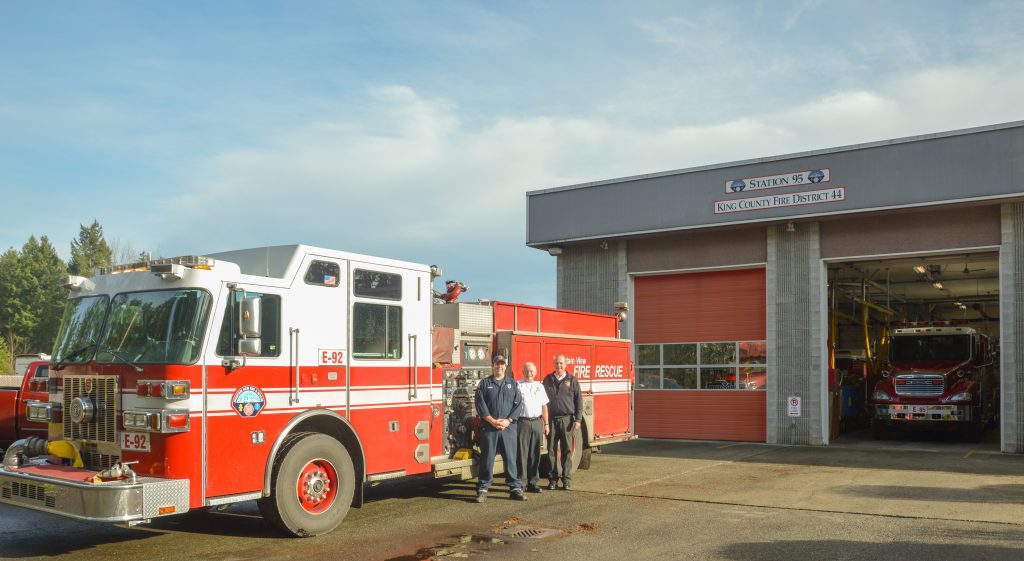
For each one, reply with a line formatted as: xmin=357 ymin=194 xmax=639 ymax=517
xmin=634 ymin=268 xmax=767 ymax=441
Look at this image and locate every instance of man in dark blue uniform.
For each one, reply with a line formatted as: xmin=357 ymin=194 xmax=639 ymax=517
xmin=474 ymin=354 xmax=526 ymax=503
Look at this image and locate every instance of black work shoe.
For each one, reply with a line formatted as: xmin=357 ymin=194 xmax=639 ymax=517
xmin=510 ymin=489 xmax=527 ymax=501
xmin=547 ymin=480 xmax=557 ymax=490
xmin=527 ymin=485 xmax=543 ymax=494
xmin=561 ymin=481 xmax=572 ymax=491
xmin=475 ymin=492 xmax=487 ymax=503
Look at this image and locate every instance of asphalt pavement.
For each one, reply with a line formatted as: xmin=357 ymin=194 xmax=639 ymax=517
xmin=0 ymin=429 xmax=1021 ymax=561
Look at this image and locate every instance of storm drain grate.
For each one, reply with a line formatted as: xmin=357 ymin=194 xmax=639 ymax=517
xmin=497 ymin=525 xmax=561 ymax=540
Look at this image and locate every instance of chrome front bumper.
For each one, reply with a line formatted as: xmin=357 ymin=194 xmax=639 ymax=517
xmin=0 ymin=462 xmax=189 ymax=523
xmin=874 ymin=404 xmax=973 ymax=422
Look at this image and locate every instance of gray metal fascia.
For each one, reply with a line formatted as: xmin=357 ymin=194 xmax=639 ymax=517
xmin=526 ymin=192 xmax=1024 ymax=248
xmin=525 ymin=120 xmax=1024 ymax=198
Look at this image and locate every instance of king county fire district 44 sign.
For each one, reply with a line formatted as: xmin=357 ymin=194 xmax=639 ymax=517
xmin=716 ymin=168 xmax=844 ymax=215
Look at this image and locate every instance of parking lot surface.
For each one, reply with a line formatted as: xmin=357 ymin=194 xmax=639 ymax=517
xmin=1 ymin=434 xmax=1021 ymax=561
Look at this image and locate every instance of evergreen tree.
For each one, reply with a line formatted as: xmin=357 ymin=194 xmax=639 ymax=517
xmin=21 ymin=236 xmax=68 ymax=352
xmin=0 ymin=247 xmax=29 ymax=356
xmin=68 ymin=220 xmax=113 ymax=277
xmin=0 ymin=334 xmax=12 ymax=374
xmin=0 ymin=237 xmax=69 ymax=355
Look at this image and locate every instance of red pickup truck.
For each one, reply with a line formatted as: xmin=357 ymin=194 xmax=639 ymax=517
xmin=0 ymin=360 xmax=50 ymax=446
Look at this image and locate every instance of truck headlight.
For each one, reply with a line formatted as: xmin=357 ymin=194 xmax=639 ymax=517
xmin=871 ymin=390 xmax=893 ymax=402
xmin=944 ymin=391 xmax=972 ymax=403
xmin=25 ymin=400 xmax=61 ymax=423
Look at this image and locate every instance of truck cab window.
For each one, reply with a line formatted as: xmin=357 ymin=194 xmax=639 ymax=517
xmin=305 ymin=260 xmax=340 ymax=287
xmin=216 ymin=292 xmax=282 ymax=357
xmin=352 ymin=302 xmax=402 ymax=359
xmin=353 ymin=269 xmax=402 ymax=300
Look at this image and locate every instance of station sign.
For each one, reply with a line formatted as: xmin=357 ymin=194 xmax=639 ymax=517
xmin=725 ymin=169 xmax=831 ymax=194
xmin=715 ymin=186 xmax=846 ymax=215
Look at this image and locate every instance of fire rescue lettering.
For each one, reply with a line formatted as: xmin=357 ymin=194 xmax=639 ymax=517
xmin=563 ymin=356 xmax=625 ymax=378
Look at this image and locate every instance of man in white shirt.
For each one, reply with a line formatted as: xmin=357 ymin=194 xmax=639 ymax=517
xmin=517 ymin=361 xmax=549 ymax=493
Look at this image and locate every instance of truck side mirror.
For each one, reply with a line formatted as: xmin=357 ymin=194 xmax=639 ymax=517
xmin=238 ymin=338 xmax=262 ymax=357
xmin=240 ymin=296 xmax=262 ymax=338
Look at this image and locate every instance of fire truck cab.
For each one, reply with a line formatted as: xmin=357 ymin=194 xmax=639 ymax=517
xmin=870 ymin=321 xmax=998 ymax=440
xmin=0 ymin=245 xmax=633 ymax=537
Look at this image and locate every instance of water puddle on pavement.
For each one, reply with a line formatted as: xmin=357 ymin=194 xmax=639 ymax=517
xmin=384 ymin=534 xmax=507 ymax=561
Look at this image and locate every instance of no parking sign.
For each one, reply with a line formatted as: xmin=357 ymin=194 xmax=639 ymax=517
xmin=787 ymin=396 xmax=801 ymax=417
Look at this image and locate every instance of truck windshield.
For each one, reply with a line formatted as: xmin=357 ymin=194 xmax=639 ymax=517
xmin=96 ymin=289 xmax=212 ymax=365
xmin=52 ymin=295 xmax=110 ymax=364
xmin=890 ymin=334 xmax=972 ymax=363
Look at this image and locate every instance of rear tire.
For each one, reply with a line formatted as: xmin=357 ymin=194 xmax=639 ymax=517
xmin=577 ymin=448 xmax=592 ymax=470
xmin=258 ymin=432 xmax=355 ymax=537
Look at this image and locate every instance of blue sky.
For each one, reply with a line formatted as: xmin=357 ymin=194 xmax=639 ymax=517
xmin=2 ymin=1 xmax=1023 ymax=306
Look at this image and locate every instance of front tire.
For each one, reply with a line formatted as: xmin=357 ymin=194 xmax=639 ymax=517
xmin=259 ymin=432 xmax=355 ymax=537
xmin=870 ymin=420 xmax=890 ymax=440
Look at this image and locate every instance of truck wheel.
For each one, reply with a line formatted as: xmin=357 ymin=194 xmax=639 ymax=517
xmin=259 ymin=432 xmax=355 ymax=537
xmin=569 ymin=428 xmax=583 ymax=473
xmin=961 ymin=421 xmax=985 ymax=443
xmin=577 ymin=448 xmax=592 ymax=470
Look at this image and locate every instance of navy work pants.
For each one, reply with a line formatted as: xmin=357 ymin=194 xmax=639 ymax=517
xmin=477 ymin=424 xmax=522 ymax=493
xmin=547 ymin=416 xmax=575 ymax=484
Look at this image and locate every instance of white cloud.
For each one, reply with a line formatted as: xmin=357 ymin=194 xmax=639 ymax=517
xmin=155 ymin=55 xmax=1024 ymax=305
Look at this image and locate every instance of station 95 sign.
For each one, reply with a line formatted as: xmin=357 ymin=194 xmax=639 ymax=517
xmin=726 ymin=169 xmax=830 ymax=193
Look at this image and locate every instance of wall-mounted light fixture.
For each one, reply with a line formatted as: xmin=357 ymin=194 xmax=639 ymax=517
xmin=547 ymin=246 xmax=563 ymax=256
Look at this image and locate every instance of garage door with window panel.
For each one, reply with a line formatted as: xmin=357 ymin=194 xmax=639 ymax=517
xmin=634 ymin=268 xmax=767 ymax=441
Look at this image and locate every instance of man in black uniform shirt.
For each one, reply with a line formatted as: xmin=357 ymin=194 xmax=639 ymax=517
xmin=474 ymin=355 xmax=526 ymax=503
xmin=543 ymin=354 xmax=583 ymax=490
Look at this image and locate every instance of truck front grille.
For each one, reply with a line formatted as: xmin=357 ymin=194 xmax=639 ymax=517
xmin=3 ymin=482 xmax=56 ymax=508
xmin=894 ymin=373 xmax=945 ymax=396
xmin=62 ymin=375 xmax=119 ymax=444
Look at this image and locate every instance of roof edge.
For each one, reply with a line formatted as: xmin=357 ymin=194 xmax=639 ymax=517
xmin=525 ymin=120 xmax=1024 ymax=198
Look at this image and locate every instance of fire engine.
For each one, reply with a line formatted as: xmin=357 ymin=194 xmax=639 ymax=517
xmin=0 ymin=245 xmax=634 ymax=536
xmin=870 ymin=321 xmax=998 ymax=440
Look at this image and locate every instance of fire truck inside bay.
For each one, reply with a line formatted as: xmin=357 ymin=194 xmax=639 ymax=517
xmin=0 ymin=245 xmax=634 ymax=537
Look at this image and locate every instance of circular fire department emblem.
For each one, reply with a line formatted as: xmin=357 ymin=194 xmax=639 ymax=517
xmin=231 ymin=385 xmax=266 ymax=418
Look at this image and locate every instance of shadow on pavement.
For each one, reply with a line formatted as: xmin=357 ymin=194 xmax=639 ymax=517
xmin=0 ymin=505 xmax=158 ymax=557
xmin=602 ymin=436 xmax=1022 ymax=477
xmin=716 ymin=538 xmax=1024 ymax=561
xmin=834 ymin=483 xmax=1024 ymax=504
xmin=142 ymin=476 xmax=480 ymax=539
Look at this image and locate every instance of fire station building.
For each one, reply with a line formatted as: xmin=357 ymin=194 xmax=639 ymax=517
xmin=525 ymin=120 xmax=1024 ymax=454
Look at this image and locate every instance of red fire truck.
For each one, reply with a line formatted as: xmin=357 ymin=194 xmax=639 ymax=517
xmin=0 ymin=245 xmax=633 ymax=536
xmin=870 ymin=321 xmax=998 ymax=440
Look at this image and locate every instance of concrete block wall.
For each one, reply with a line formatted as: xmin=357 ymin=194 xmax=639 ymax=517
xmin=767 ymin=222 xmax=825 ymax=445
xmin=556 ymin=241 xmax=628 ymax=323
xmin=1000 ymin=204 xmax=1023 ymax=453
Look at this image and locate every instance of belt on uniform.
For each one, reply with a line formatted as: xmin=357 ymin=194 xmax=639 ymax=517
xmin=520 ymin=416 xmax=543 ymax=421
